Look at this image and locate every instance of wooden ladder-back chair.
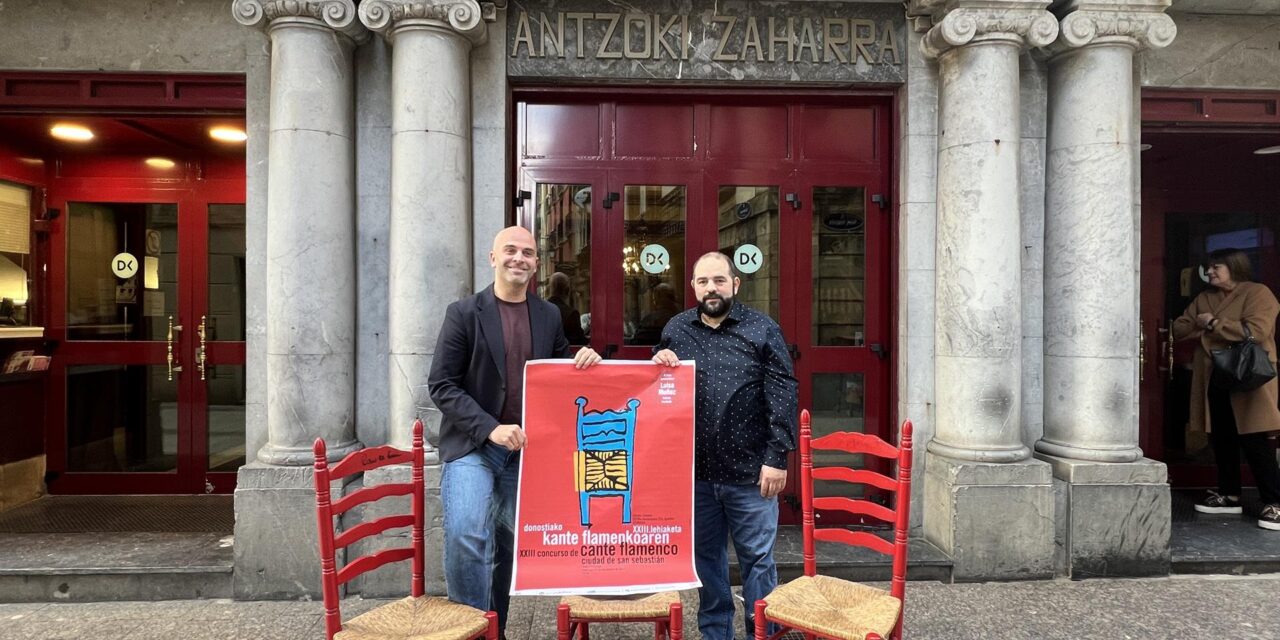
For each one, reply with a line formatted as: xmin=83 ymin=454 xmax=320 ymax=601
xmin=753 ymin=410 xmax=914 ymax=640
xmin=313 ymin=419 xmax=498 ymax=640
xmin=555 ymin=593 xmax=683 ymax=640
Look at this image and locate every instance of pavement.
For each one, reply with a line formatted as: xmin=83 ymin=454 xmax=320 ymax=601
xmin=1 ymin=573 xmax=1278 ymax=639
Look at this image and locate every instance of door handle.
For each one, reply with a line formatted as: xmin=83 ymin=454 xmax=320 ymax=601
xmin=197 ymin=315 xmax=208 ymax=381
xmin=870 ymin=343 xmax=888 ymax=360
xmin=167 ymin=315 xmax=184 ymax=380
xmin=1166 ymin=319 xmax=1174 ymax=381
xmin=787 ymin=343 xmax=801 ymax=361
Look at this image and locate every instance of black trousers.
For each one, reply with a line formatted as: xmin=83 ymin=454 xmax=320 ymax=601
xmin=1208 ymin=386 xmax=1280 ymax=505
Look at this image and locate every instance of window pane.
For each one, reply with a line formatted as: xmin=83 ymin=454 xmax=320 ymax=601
xmin=66 ymin=364 xmax=178 ymax=472
xmin=623 ymin=185 xmax=685 ymax=346
xmin=0 ymin=181 xmax=33 ymax=326
xmin=208 ymin=364 xmax=246 ymax=472
xmin=811 ymin=372 xmax=866 ymax=499
xmin=534 ymin=184 xmax=592 ymax=345
xmin=208 ymin=204 xmax=246 ymax=342
xmin=812 ymin=187 xmax=866 ymax=346
xmin=67 ymin=202 xmax=178 ymax=341
xmin=717 ymin=186 xmax=779 ymax=322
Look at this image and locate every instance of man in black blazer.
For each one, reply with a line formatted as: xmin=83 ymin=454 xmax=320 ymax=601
xmin=429 ymin=226 xmax=600 ymax=635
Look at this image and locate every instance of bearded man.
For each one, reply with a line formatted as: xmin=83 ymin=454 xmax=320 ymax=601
xmin=651 ymin=251 xmax=798 ymax=640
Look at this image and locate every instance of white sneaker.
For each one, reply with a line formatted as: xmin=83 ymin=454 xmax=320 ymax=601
xmin=1259 ymin=504 xmax=1280 ymax=531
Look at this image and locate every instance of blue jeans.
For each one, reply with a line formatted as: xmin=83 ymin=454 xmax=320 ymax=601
xmin=442 ymin=442 xmax=519 ymax=631
xmin=695 ymin=481 xmax=780 ymax=640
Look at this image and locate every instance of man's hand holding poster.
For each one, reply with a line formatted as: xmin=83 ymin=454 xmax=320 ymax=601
xmin=511 ymin=360 xmax=700 ymax=595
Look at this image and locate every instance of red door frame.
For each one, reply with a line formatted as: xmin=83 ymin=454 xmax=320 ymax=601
xmin=43 ymin=168 xmax=245 ymax=494
xmin=1139 ymin=88 xmax=1280 ymax=487
xmin=513 ymin=88 xmax=897 ymax=522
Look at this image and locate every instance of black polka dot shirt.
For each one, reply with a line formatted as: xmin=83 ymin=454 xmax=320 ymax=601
xmin=656 ymin=302 xmax=799 ymax=485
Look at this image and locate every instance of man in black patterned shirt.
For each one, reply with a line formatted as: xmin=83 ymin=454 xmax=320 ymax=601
xmin=653 ymin=251 xmax=798 ymax=640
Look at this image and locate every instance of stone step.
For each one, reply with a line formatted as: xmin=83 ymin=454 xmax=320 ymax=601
xmin=0 ymin=532 xmax=233 ymax=603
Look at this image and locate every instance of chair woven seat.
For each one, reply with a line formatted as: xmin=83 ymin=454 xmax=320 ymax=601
xmin=763 ymin=575 xmax=901 ymax=640
xmin=559 ymin=591 xmax=681 ymax=620
xmin=334 ymin=595 xmax=491 ymax=640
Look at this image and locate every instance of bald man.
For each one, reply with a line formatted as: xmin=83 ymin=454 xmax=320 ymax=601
xmin=429 ymin=226 xmax=600 ymax=634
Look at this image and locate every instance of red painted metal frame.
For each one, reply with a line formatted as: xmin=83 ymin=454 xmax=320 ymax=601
xmin=555 ymin=601 xmax=684 ymax=640
xmin=514 ymin=90 xmax=898 ymax=522
xmin=754 ymin=410 xmax=913 ymax=640
xmin=1138 ymin=89 xmax=1280 ymax=487
xmin=43 ymin=162 xmax=246 ymax=495
xmin=0 ymin=72 xmax=245 ymax=113
xmin=313 ymin=420 xmax=499 ymax=640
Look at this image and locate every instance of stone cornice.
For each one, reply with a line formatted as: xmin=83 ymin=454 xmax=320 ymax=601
xmin=359 ymin=0 xmax=490 ymax=46
xmin=920 ymin=3 xmax=1059 ymax=58
xmin=232 ymin=0 xmax=369 ymax=43
xmin=1052 ymin=3 xmax=1176 ymax=53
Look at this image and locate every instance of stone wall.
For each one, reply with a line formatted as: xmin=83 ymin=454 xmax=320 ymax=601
xmin=1141 ymin=12 xmax=1280 ymax=90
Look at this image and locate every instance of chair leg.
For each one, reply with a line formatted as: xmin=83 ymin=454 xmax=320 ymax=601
xmin=753 ymin=601 xmax=768 ymax=640
xmin=670 ymin=602 xmax=683 ymax=640
xmin=580 ymin=622 xmax=591 ymax=640
xmin=556 ymin=604 xmax=571 ymax=640
xmin=484 ymin=611 xmax=498 ymax=640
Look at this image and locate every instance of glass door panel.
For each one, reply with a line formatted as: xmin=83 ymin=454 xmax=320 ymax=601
xmin=717 ymin=186 xmax=781 ymax=322
xmin=532 ymin=183 xmax=593 ymax=345
xmin=66 ymin=202 xmax=178 ymax=341
xmin=811 ymin=187 xmax=866 ymax=347
xmin=203 ymin=203 xmax=248 ymax=476
xmin=66 ymin=364 xmax=179 ymax=472
xmin=622 ymin=185 xmax=687 ymax=347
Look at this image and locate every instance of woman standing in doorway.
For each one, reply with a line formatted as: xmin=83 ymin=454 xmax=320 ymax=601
xmin=1173 ymin=248 xmax=1280 ymax=530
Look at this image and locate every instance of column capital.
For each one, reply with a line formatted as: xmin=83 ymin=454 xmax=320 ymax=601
xmin=1052 ymin=1 xmax=1176 ymax=52
xmin=919 ymin=2 xmax=1059 ymax=59
xmin=232 ymin=0 xmax=369 ymax=43
xmin=359 ymin=0 xmax=491 ymax=46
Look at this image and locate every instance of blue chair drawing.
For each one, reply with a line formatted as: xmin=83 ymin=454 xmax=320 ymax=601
xmin=573 ymin=396 xmax=640 ymax=526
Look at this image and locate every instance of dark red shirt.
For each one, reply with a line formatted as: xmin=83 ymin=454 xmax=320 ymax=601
xmin=497 ymin=298 xmax=533 ymax=425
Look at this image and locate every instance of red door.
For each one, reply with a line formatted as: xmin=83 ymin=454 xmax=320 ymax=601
xmin=44 ymin=158 xmax=246 ymax=494
xmin=517 ymin=93 xmax=895 ymax=521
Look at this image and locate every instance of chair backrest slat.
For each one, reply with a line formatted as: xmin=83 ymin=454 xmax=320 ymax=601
xmin=314 ymin=420 xmax=428 ymax=640
xmin=811 ymin=467 xmax=897 ymax=493
xmin=334 ymin=514 xmax=415 ymax=550
xmin=811 ymin=496 xmax=896 ymax=523
xmin=331 ymin=483 xmax=413 ymax=516
xmin=336 ymin=547 xmax=415 ymax=586
xmin=799 ymin=410 xmax=914 ymax=640
xmin=813 ymin=528 xmax=894 ymax=556
xmin=330 ymin=445 xmax=414 ymax=479
xmin=811 ymin=431 xmax=900 ymax=459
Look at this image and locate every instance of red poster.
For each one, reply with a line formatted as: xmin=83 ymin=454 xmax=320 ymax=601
xmin=511 ymin=360 xmax=700 ymax=595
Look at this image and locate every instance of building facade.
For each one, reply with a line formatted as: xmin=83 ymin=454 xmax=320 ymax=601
xmin=1 ymin=0 xmax=1278 ymax=597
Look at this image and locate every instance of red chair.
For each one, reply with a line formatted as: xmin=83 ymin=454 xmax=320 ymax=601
xmin=555 ymin=592 xmax=683 ymax=640
xmin=313 ymin=420 xmax=498 ymax=640
xmin=754 ymin=411 xmax=914 ymax=640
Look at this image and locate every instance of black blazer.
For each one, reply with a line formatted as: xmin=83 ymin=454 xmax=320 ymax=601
xmin=428 ymin=285 xmax=571 ymax=463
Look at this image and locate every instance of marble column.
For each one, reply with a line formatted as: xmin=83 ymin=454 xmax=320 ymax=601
xmin=361 ymin=0 xmax=487 ymax=450
xmin=923 ymin=2 xmax=1058 ymax=463
xmin=1033 ymin=0 xmax=1175 ymax=578
xmin=231 ymin=0 xmax=366 ymax=599
xmin=1037 ymin=0 xmax=1175 ymax=463
xmin=913 ymin=0 xmax=1059 ymax=581
xmin=235 ymin=0 xmax=365 ymax=465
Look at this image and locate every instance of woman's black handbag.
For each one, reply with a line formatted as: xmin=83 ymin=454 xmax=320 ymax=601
xmin=1210 ymin=322 xmax=1277 ymax=392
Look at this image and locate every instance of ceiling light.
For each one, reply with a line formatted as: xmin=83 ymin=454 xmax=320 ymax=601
xmin=50 ymin=123 xmax=94 ymax=142
xmin=1139 ymin=144 xmax=1152 ymax=151
xmin=145 ymin=157 xmax=176 ymax=169
xmin=1253 ymin=145 xmax=1280 ymax=155
xmin=209 ymin=126 xmax=247 ymax=143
